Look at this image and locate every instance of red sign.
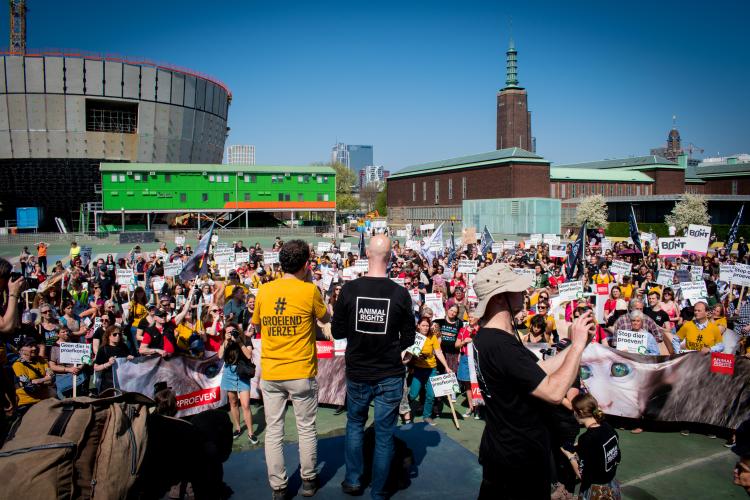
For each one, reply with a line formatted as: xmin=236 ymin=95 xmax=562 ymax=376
xmin=175 ymin=386 xmax=221 ymax=410
xmin=470 ymin=382 xmax=484 ymax=406
xmin=710 ymin=352 xmax=735 ymax=376
xmin=596 ymin=284 xmax=609 ymax=295
xmin=316 ymin=341 xmax=334 ymax=359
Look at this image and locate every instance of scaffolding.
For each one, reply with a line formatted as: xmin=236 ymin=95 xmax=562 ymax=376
xmin=9 ymin=1 xmax=26 ymax=54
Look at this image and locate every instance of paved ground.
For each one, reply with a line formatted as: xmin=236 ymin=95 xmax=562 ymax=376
xmin=230 ymin=399 xmax=741 ymax=499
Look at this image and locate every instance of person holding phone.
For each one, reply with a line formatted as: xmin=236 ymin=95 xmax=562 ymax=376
xmin=472 ymin=263 xmax=596 ymax=500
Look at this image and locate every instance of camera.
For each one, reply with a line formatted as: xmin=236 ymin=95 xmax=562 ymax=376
xmin=230 ymin=330 xmax=240 ymax=339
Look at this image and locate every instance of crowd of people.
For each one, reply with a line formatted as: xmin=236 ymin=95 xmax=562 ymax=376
xmin=0 ymin=225 xmax=748 ymax=499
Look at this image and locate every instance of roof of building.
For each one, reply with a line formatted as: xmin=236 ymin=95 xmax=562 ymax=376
xmin=553 ymin=155 xmax=681 ymax=171
xmin=692 ymin=161 xmax=750 ymax=178
xmin=562 ymin=194 xmax=750 ymax=204
xmin=99 ymin=163 xmax=336 ymax=175
xmin=389 ymin=148 xmax=547 ymax=179
xmin=550 ymin=167 xmax=654 ymax=183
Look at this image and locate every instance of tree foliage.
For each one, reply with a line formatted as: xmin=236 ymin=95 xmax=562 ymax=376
xmin=375 ymin=184 xmax=388 ymax=216
xmin=312 ymin=161 xmax=359 ymax=212
xmin=665 ymin=193 xmax=710 ymax=233
xmin=575 ymin=194 xmax=609 ymax=229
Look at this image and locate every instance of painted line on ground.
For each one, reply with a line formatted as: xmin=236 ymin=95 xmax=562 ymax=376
xmin=621 ymin=450 xmax=732 ymax=487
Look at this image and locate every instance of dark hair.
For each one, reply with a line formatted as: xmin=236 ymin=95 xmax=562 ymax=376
xmin=530 ymin=314 xmax=547 ymax=332
xmin=0 ymin=258 xmax=12 ymax=280
xmin=102 ymin=325 xmax=123 ymax=346
xmin=132 ymin=286 xmax=148 ymax=306
xmin=154 ymin=389 xmax=177 ymax=416
xmin=279 ymin=239 xmax=310 ymax=274
xmin=572 ymin=392 xmax=605 ymax=422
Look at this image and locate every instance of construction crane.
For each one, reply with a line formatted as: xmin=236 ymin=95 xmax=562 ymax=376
xmin=9 ymin=0 xmax=27 ymax=54
xmin=685 ymin=142 xmax=704 ymax=160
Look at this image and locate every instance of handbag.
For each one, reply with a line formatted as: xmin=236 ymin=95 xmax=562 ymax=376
xmin=235 ymin=355 xmax=256 ymax=380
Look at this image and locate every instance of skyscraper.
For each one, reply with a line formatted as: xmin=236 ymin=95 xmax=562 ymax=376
xmin=496 ymin=38 xmax=533 ymax=152
xmin=331 ymin=142 xmax=350 ymax=168
xmin=347 ymin=145 xmax=374 ymax=173
xmin=227 ymin=145 xmax=256 ymax=165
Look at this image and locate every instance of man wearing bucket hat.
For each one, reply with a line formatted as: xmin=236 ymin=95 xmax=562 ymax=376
xmin=472 ymin=263 xmax=596 ymax=500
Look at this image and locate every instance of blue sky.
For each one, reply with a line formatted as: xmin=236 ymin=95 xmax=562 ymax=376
xmin=4 ymin=0 xmax=749 ymax=170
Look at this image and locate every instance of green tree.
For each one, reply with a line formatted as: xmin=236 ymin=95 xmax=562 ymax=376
xmin=665 ymin=193 xmax=710 ymax=233
xmin=575 ymin=194 xmax=609 ymax=229
xmin=375 ymin=184 xmax=388 ymax=215
xmin=313 ymin=161 xmax=359 ymax=212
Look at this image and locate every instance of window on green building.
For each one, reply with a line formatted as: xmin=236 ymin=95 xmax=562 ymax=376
xmin=180 ymin=193 xmax=187 ymax=202
xmin=272 ymin=176 xmax=277 ymax=184
xmin=202 ymin=193 xmax=208 ymax=202
xmin=244 ymin=193 xmax=251 ymax=201
xmin=323 ymin=176 xmax=329 ymax=183
xmin=119 ymin=174 xmax=125 ymax=182
xmin=111 ymin=174 xmax=118 ymax=182
xmin=134 ymin=173 xmax=142 ymax=181
xmin=298 ymin=175 xmax=304 ymax=183
xmin=298 ymin=193 xmax=304 ymax=201
xmin=304 ymin=175 xmax=310 ymax=183
xmin=278 ymin=193 xmax=284 ymax=201
xmin=317 ymin=193 xmax=323 ymax=202
xmin=165 ymin=174 xmax=171 ymax=183
xmin=223 ymin=193 xmax=230 ymax=202
xmin=324 ymin=194 xmax=329 ymax=201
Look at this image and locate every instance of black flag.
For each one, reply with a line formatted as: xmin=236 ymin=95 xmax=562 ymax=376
xmin=726 ymin=204 xmax=745 ymax=251
xmin=629 ymin=205 xmax=643 ymax=255
xmin=179 ymin=223 xmax=214 ymax=281
xmin=566 ymin=221 xmax=586 ymax=279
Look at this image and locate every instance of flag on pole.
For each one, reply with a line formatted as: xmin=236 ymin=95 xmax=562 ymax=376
xmin=726 ymin=204 xmax=745 ymax=251
xmin=479 ymin=226 xmax=494 ymax=256
xmin=179 ymin=223 xmax=214 ymax=281
xmin=421 ymin=223 xmax=444 ymax=263
xmin=628 ymin=205 xmax=643 ymax=255
xmin=566 ymin=221 xmax=586 ymax=279
xmin=358 ymin=230 xmax=366 ymax=258
xmin=447 ymin=221 xmax=457 ymax=266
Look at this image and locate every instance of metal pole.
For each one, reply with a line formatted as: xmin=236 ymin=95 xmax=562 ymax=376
xmin=121 ymin=210 xmax=125 ymax=232
xmin=147 ymin=212 xmax=150 ymax=231
xmin=245 ymin=210 xmax=249 ymax=229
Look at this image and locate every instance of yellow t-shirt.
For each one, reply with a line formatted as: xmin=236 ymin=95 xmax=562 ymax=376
xmin=70 ymin=246 xmax=81 ymax=258
xmin=13 ymin=359 xmax=51 ymax=407
xmin=413 ymin=334 xmax=441 ymax=369
xmin=224 ymin=282 xmax=249 ymax=300
xmin=524 ymin=313 xmax=557 ymax=332
xmin=593 ymin=274 xmax=614 ymax=285
xmin=130 ymin=302 xmax=148 ymax=325
xmin=619 ymin=284 xmax=634 ymax=300
xmin=252 ymin=278 xmax=327 ymax=381
xmin=677 ymin=321 xmax=721 ymax=351
xmin=712 ymin=317 xmax=727 ymax=329
xmin=174 ymin=319 xmax=204 ymax=352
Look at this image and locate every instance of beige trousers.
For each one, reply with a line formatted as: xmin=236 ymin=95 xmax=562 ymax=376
xmin=260 ymin=377 xmax=319 ymax=490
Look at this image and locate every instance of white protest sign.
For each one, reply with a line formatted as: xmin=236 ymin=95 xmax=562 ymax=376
xmin=641 ymin=232 xmax=657 ymax=245
xmin=424 ymin=292 xmax=445 ymax=320
xmin=428 ymin=240 xmax=443 ymax=251
xmin=544 ymin=236 xmax=561 ymax=245
xmin=396 ymin=230 xmax=407 ymax=237
xmin=164 ymin=261 xmax=183 ymax=277
xmin=658 ymin=237 xmax=688 ymax=257
xmin=152 ymin=277 xmax=165 ymax=294
xmin=406 ymin=240 xmax=422 ymax=251
xmin=558 ymin=280 xmax=584 ymax=301
xmin=601 ymin=239 xmax=612 ymax=252
xmin=116 ymin=269 xmax=134 ymax=285
xmin=503 ymin=240 xmax=517 ymax=249
xmin=59 ymin=342 xmax=92 ymax=365
xmin=264 ymin=251 xmax=280 ymax=265
xmin=680 ymin=281 xmax=708 ymax=301
xmin=334 ymin=339 xmax=347 ymax=356
xmin=549 ymin=244 xmax=567 ymax=259
xmin=656 ymin=269 xmax=674 ymax=287
xmin=531 ymin=233 xmax=543 ymax=243
xmin=213 ymin=247 xmax=235 ymax=265
xmin=616 ymin=330 xmax=649 ymax=355
xmin=610 ymin=260 xmax=632 ymax=277
xmin=720 ymin=264 xmax=735 ymax=283
xmin=409 ymin=288 xmax=421 ymax=309
xmin=354 ymin=259 xmax=369 ymax=273
xmin=340 ymin=242 xmax=352 ymax=253
xmin=685 ymin=224 xmax=711 ymax=255
xmin=429 ymin=372 xmax=460 ymax=397
xmin=732 ymin=263 xmax=750 ymax=287
xmin=155 ymin=251 xmax=169 ymax=261
xmin=175 ymin=236 xmax=186 ymax=246
xmin=407 ymin=333 xmax=428 ymax=357
xmin=420 ymin=223 xmax=435 ymax=231
xmin=80 ymin=246 xmax=93 ymax=266
xmin=457 ymin=260 xmax=478 ymax=274
xmin=317 ymin=242 xmax=332 ymax=253
xmin=512 ymin=268 xmax=536 ymax=280
xmin=491 ymin=242 xmax=504 ymax=254
xmin=235 ymin=252 xmax=249 ymax=265
xmin=391 ymin=277 xmax=406 ymax=287
xmin=321 ymin=270 xmax=335 ymax=291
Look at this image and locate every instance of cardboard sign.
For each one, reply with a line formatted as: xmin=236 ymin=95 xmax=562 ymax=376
xmin=461 ymin=227 xmax=477 ymax=245
xmin=615 ymin=330 xmax=649 ymax=355
xmin=321 ymin=270 xmax=335 ymax=291
xmin=152 ymin=277 xmax=165 ymax=294
xmin=429 ymin=372 xmax=461 ymax=397
xmin=658 ymin=237 xmax=688 ymax=257
xmin=549 ymin=244 xmax=567 ymax=258
xmin=264 ymin=251 xmax=280 ymax=264
xmin=409 ymin=333 xmax=427 ymax=355
xmin=610 ymin=260 xmax=632 ymax=277
xmin=316 ymin=341 xmax=334 ymax=359
xmin=558 ymin=280 xmax=583 ymax=301
xmin=710 ymin=352 xmax=735 ymax=376
xmin=59 ymin=342 xmax=91 ymax=365
xmin=175 ymin=236 xmax=186 ymax=246
xmin=685 ymin=224 xmax=711 ymax=255
xmin=354 ymin=259 xmax=369 ymax=273
xmin=420 ymin=223 xmax=435 ymax=231
xmin=116 ymin=269 xmax=134 ymax=285
xmin=656 ymin=269 xmax=674 ymax=287
xmin=213 ymin=247 xmax=234 ymax=264
xmin=457 ymin=260 xmax=478 ymax=274
xmin=164 ymin=261 xmax=183 ymax=277
xmin=406 ymin=240 xmax=422 ymax=251
xmin=512 ymin=268 xmax=536 ymax=280
xmin=491 ymin=242 xmax=504 ymax=254
xmin=733 ymin=263 xmax=750 ymax=287
xmin=340 ymin=242 xmax=351 ymax=253
xmin=334 ymin=339 xmax=347 ymax=356
xmin=317 ymin=242 xmax=332 ymax=253
xmin=720 ymin=264 xmax=735 ymax=283
xmin=680 ymin=281 xmax=708 ymax=301
xmin=235 ymin=252 xmax=249 ymax=265
xmin=390 ymin=277 xmax=406 ymax=287
xmin=424 ymin=293 xmax=445 ymax=320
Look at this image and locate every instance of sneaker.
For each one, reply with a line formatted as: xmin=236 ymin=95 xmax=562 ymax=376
xmin=248 ymin=434 xmax=259 ymax=445
xmin=341 ymin=481 xmax=361 ymax=495
xmin=232 ymin=429 xmax=242 ymax=439
xmin=474 ymin=413 xmax=480 ymax=420
xmin=272 ymin=488 xmax=287 ymax=500
xmin=424 ymin=417 xmax=436 ymax=427
xmin=680 ymin=430 xmax=690 ymax=436
xmin=707 ymin=434 xmax=717 ymax=439
xmin=463 ymin=410 xmax=473 ymax=418
xmin=301 ymin=477 xmax=318 ymax=497
xmin=725 ymin=438 xmax=736 ymax=448
xmin=631 ymin=428 xmax=644 ymax=434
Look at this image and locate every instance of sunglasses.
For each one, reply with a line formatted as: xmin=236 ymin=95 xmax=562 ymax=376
xmin=41 ymin=310 xmax=51 ymax=314
xmin=111 ymin=333 xmax=121 ymax=337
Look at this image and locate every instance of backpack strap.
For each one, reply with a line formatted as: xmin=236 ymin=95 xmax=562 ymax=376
xmin=48 ymin=403 xmax=76 ymax=437
xmin=21 ymin=360 xmax=45 ymax=378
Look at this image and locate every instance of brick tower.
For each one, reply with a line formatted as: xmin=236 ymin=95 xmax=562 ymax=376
xmin=496 ymin=38 xmax=533 ymax=151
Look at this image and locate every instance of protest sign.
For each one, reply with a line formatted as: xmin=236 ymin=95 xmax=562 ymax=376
xmin=467 ymin=343 xmax=484 ymax=406
xmin=530 ymin=233 xmax=542 ymax=243
xmin=615 ymin=330 xmax=649 ymax=354
xmin=264 ymin=251 xmax=280 ymax=264
xmin=512 ymin=267 xmax=536 ymax=280
xmin=710 ymin=352 xmax=735 ymax=376
xmin=601 ymin=239 xmax=612 ymax=252
xmin=354 ymin=259 xmax=369 ymax=273
xmin=428 ymin=240 xmax=443 ymax=251
xmin=641 ymin=232 xmax=657 ymax=246
xmin=408 ymin=288 xmax=421 ymax=310
xmin=235 ymin=252 xmax=249 ymax=265
xmin=396 ymin=230 xmax=407 ymax=237
xmin=549 ymin=244 xmax=567 ymax=259
xmin=116 ymin=269 xmax=134 ymax=286
xmin=466 ymin=287 xmax=478 ymax=303
xmin=334 ymin=339 xmax=347 ymax=356
xmin=406 ymin=240 xmax=421 ymax=251
xmin=390 ymin=277 xmax=405 ymax=287
xmin=457 ymin=259 xmax=478 ymax=274
xmin=80 ymin=246 xmax=92 ymax=267
xmin=316 ymin=341 xmax=334 ymax=359
xmin=409 ymin=333 xmax=427 ymax=356
xmin=685 ymin=224 xmax=711 ymax=255
xmin=424 ymin=293 xmax=445 ymax=319
xmin=544 ymin=236 xmax=561 ymax=245
xmin=491 ymin=242 xmax=504 ymax=254
xmin=462 ymin=227 xmax=477 ymax=245
xmin=720 ymin=264 xmax=735 ymax=283
xmin=558 ymin=280 xmax=583 ymax=301
xmin=419 ymin=223 xmax=434 ymax=231
xmin=152 ymin=277 xmax=165 ymax=294
xmin=59 ymin=342 xmax=91 ymax=365
xmin=213 ymin=247 xmax=234 ymax=265
xmin=658 ymin=237 xmax=688 ymax=257
xmin=656 ymin=269 xmax=674 ymax=287
xmin=429 ymin=372 xmax=460 ymax=397
xmin=175 ymin=235 xmax=185 ymax=246
xmin=733 ymin=263 xmax=750 ymax=287
xmin=610 ymin=260 xmax=632 ymax=277
xmin=164 ymin=261 xmax=183 ymax=277
xmin=340 ymin=242 xmax=351 ymax=252
xmin=503 ymin=240 xmax=516 ymax=249
xmin=317 ymin=242 xmax=332 ymax=253
xmin=321 ymin=270 xmax=335 ymax=291
xmin=680 ymin=281 xmax=708 ymax=301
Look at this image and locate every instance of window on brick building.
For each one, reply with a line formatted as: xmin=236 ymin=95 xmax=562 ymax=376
xmin=412 ymin=183 xmax=416 ymax=202
xmin=435 ymin=180 xmax=439 ymax=204
xmin=462 ymin=177 xmax=467 ymax=198
xmin=448 ymin=178 xmax=453 ymax=200
xmin=423 ymin=181 xmax=427 ymax=202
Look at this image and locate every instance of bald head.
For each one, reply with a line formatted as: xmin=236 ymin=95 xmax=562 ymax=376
xmin=368 ymin=234 xmax=391 ymax=261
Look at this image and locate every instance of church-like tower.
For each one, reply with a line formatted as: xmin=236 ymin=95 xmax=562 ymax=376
xmin=496 ymin=38 xmax=533 ymax=151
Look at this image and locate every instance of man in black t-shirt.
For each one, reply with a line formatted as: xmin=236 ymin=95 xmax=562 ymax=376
xmin=645 ymin=291 xmax=670 ymax=330
xmin=332 ymin=235 xmax=415 ymax=498
xmin=472 ymin=263 xmax=595 ymax=500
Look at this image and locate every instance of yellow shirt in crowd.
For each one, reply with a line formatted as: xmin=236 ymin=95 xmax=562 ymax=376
xmin=413 ymin=334 xmax=441 ymax=369
xmin=13 ymin=359 xmax=51 ymax=407
xmin=619 ymin=283 xmax=634 ymax=300
xmin=252 ymin=278 xmax=327 ymax=381
xmin=130 ymin=302 xmax=148 ymax=326
xmin=677 ymin=320 xmax=721 ymax=351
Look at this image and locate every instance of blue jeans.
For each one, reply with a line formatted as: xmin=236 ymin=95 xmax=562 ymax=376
xmin=409 ymin=367 xmax=437 ymax=418
xmin=345 ymin=376 xmax=404 ymax=500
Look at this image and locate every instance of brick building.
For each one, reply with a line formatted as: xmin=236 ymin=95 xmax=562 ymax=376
xmin=496 ymin=38 xmax=533 ymax=151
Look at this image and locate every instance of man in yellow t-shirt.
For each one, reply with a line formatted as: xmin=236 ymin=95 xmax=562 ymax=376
xmin=677 ymin=301 xmax=721 ymax=352
xmin=13 ymin=340 xmax=54 ymax=413
xmin=251 ymin=239 xmax=330 ymax=497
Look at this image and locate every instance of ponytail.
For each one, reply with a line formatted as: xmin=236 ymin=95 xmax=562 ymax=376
xmin=572 ymin=393 xmax=605 ymax=422
xmin=592 ymin=407 xmax=606 ymax=423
